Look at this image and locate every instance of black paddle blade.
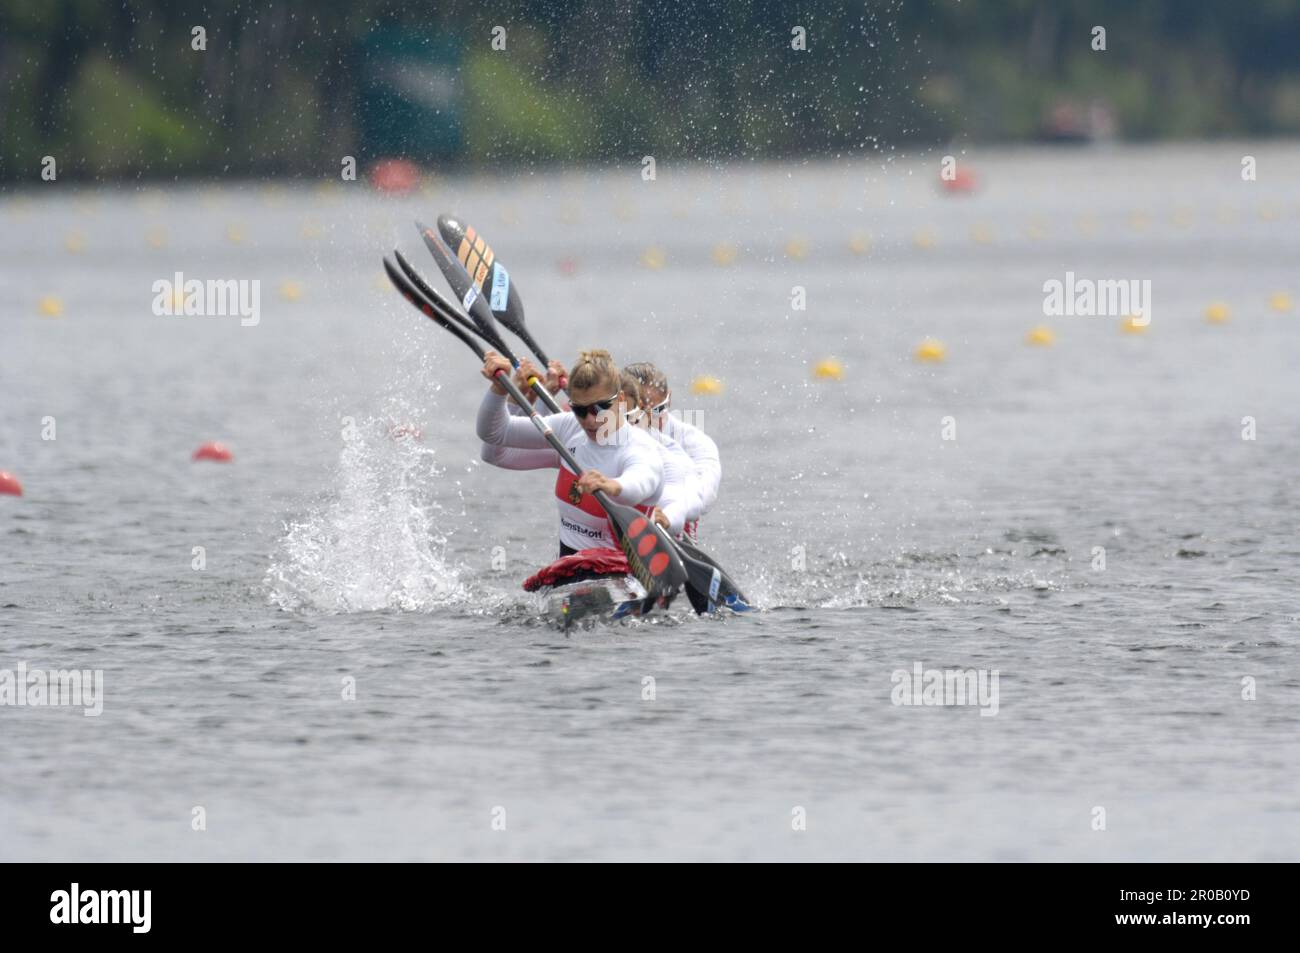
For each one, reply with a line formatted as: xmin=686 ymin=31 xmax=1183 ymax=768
xmin=392 ymin=249 xmax=486 ymax=342
xmin=598 ymin=496 xmax=687 ymax=599
xmin=382 ymin=255 xmax=486 ymax=360
xmin=437 ymin=215 xmax=509 ymax=308
xmin=437 ymin=214 xmax=549 ymax=365
xmin=416 ymin=219 xmax=516 ymax=364
xmin=676 ymin=539 xmax=751 ymax=615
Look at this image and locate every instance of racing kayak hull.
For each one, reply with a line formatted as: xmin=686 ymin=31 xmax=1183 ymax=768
xmin=541 ymin=573 xmax=648 ymax=628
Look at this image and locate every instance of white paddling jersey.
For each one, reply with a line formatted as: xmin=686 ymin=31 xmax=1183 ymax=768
xmin=642 ymin=427 xmax=702 ymax=534
xmin=658 ymin=414 xmax=721 ymax=513
xmin=477 ymin=391 xmax=665 ymax=552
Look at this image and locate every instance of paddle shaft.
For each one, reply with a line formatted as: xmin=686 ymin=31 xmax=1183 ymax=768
xmin=430 ymin=216 xmax=568 ymax=389
xmin=392 ymin=251 xmax=566 ymax=415
xmin=384 ymin=257 xmax=618 ymax=514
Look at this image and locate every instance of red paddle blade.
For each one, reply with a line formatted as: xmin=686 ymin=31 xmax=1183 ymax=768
xmin=601 ymin=497 xmax=687 ymax=597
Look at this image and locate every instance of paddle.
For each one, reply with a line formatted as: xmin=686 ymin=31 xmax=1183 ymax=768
xmin=432 ymin=213 xmax=565 ymax=388
xmin=394 ymin=248 xmax=564 ymax=415
xmin=383 ymin=253 xmax=687 ymax=608
xmin=675 ymin=537 xmax=751 ymax=614
xmin=426 ymin=215 xmax=751 ymax=615
xmin=413 ymin=223 xmax=569 ymax=417
xmin=392 ymin=250 xmax=487 ymax=344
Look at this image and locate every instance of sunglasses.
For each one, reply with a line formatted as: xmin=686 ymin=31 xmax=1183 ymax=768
xmin=571 ymin=392 xmax=621 ymax=419
xmin=650 ymin=391 xmax=671 ymax=416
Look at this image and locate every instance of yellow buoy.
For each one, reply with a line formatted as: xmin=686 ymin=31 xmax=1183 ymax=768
xmin=170 ymin=288 xmax=186 ymax=312
xmin=914 ymin=338 xmax=946 ymax=363
xmin=1268 ymin=291 xmax=1293 ymax=313
xmin=690 ymin=376 xmax=724 ymax=395
xmin=1120 ymin=315 xmax=1149 ymax=334
xmin=912 ymin=230 xmax=936 ymax=250
xmin=1258 ymin=205 xmax=1279 ymax=222
xmin=300 ymin=222 xmax=323 ymax=240
xmin=970 ymin=224 xmax=994 ymax=245
xmin=279 ymin=281 xmax=304 ymax=301
xmin=812 ymin=358 xmax=844 ymax=380
xmin=145 ymin=227 xmax=167 ymax=249
xmin=1204 ymin=302 xmax=1230 ymax=324
xmin=639 ymin=246 xmax=666 ymax=270
xmin=225 ymin=224 xmax=246 ymax=244
xmin=1025 ymin=325 xmax=1055 ymax=346
xmin=65 ymin=231 xmax=86 ymax=253
xmin=1076 ymin=215 xmax=1099 ymax=236
xmin=848 ymin=232 xmax=872 ymax=256
xmin=38 ymin=295 xmax=63 ymax=318
xmin=711 ymin=242 xmax=738 ymax=266
xmin=1129 ymin=211 xmax=1150 ymax=231
xmin=785 ymin=237 xmax=808 ymax=260
xmin=1024 ymin=222 xmax=1046 ymax=241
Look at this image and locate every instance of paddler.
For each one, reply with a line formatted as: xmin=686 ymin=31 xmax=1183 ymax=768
xmin=477 ymin=349 xmax=667 ymax=557
xmin=623 ymin=362 xmax=721 ymax=533
xmin=618 ymin=370 xmax=702 ymax=536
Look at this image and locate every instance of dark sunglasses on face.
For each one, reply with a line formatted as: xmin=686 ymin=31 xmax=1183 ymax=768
xmin=571 ymin=393 xmax=621 ymax=419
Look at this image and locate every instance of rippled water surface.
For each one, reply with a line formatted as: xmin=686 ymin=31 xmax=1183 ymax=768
xmin=2 ymin=145 xmax=1299 ymax=860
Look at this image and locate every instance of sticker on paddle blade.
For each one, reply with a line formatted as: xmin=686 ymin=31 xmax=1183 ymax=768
xmin=490 ymin=263 xmax=510 ymax=312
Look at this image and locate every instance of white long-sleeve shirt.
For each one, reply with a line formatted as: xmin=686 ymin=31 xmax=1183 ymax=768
xmin=658 ymin=414 xmax=721 ymax=513
xmin=477 ymin=391 xmax=665 ymax=551
xmin=641 ymin=427 xmax=701 ymax=533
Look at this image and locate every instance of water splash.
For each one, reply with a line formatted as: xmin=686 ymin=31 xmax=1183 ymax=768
xmin=265 ymin=411 xmax=470 ymax=613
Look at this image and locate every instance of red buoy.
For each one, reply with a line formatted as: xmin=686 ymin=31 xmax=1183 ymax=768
xmin=369 ymin=159 xmax=422 ymax=195
xmin=192 ymin=442 xmax=233 ymax=462
xmin=0 ymin=470 xmax=22 ymax=496
xmin=940 ymin=166 xmax=978 ymax=194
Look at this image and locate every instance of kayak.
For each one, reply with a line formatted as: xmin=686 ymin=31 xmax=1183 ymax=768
xmin=524 ymin=549 xmax=667 ymax=629
xmin=524 ymin=547 xmax=752 ymax=628
xmin=542 ymin=574 xmax=648 ymax=628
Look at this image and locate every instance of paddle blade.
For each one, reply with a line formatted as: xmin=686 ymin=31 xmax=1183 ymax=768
xmin=439 ymin=214 xmax=520 ymax=315
xmin=382 ymin=255 xmax=485 ymax=359
xmin=415 ymin=219 xmax=516 ymax=363
xmin=437 ymin=215 xmax=543 ymax=361
xmin=676 ymin=539 xmax=751 ymax=615
xmin=600 ymin=497 xmax=687 ymax=599
xmin=436 ymin=213 xmax=495 ymax=297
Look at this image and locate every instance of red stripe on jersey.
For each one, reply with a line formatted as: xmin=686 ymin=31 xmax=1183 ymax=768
xmin=555 ymin=467 xmax=610 ymax=519
xmin=554 ymin=468 xmax=656 ymax=524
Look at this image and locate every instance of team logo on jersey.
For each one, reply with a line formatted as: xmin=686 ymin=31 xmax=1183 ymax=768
xmin=567 ymin=482 xmax=583 ymax=505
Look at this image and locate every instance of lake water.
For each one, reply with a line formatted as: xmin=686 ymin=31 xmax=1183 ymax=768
xmin=2 ymin=143 xmax=1298 ymax=860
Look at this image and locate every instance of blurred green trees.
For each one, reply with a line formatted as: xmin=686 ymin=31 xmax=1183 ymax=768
xmin=2 ymin=0 xmax=1298 ymax=180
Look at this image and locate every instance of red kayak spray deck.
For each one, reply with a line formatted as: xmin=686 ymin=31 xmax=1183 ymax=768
xmin=523 ymin=548 xmax=632 ymax=591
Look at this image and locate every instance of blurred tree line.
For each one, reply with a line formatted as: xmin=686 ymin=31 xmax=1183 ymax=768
xmin=2 ymin=0 xmax=1298 ymax=181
